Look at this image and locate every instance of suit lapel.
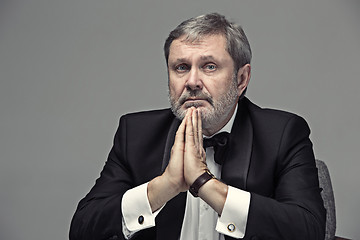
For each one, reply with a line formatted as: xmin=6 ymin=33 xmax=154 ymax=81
xmin=157 ymin=117 xmax=185 ymax=240
xmin=221 ymin=99 xmax=253 ymax=190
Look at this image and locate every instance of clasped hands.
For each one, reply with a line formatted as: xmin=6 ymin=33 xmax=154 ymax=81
xmin=148 ymin=107 xmax=227 ymax=213
xmin=148 ymin=107 xmax=213 ymax=212
xmin=164 ymin=107 xmax=208 ymax=193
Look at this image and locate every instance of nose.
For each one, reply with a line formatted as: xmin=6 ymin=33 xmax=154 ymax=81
xmin=185 ymin=68 xmax=203 ymax=90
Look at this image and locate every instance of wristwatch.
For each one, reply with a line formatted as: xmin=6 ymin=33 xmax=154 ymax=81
xmin=189 ymin=170 xmax=216 ymax=197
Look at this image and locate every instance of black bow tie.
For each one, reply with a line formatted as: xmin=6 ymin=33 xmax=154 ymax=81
xmin=203 ymin=132 xmax=230 ymax=165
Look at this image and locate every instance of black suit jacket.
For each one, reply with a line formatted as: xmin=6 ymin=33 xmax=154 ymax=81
xmin=70 ymin=98 xmax=326 ymax=240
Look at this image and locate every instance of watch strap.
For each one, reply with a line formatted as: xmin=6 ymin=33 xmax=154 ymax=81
xmin=189 ymin=170 xmax=215 ymax=197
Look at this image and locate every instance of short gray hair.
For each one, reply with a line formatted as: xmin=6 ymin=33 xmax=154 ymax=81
xmin=164 ymin=13 xmax=252 ymax=73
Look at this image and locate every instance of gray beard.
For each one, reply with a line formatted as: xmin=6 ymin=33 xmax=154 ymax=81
xmin=168 ymin=76 xmax=239 ymax=130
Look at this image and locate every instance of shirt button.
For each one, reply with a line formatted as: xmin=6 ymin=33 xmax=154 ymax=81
xmin=227 ymin=223 xmax=236 ymax=232
xmin=138 ymin=215 xmax=144 ymax=224
xmin=202 ymin=203 xmax=209 ymax=210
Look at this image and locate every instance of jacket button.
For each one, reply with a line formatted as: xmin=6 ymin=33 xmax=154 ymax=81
xmin=138 ymin=215 xmax=144 ymax=224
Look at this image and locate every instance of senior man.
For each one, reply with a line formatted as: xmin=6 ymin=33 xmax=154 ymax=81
xmin=70 ymin=13 xmax=326 ymax=240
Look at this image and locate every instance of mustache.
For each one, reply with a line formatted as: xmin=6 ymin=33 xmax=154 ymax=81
xmin=178 ymin=90 xmax=214 ymax=106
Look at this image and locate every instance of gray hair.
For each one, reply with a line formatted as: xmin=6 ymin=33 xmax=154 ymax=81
xmin=164 ymin=13 xmax=252 ymax=73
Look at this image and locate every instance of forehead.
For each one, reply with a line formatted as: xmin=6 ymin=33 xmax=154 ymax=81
xmin=168 ymin=34 xmax=231 ymax=63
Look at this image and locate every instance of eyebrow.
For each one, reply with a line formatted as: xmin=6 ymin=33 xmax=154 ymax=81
xmin=199 ymin=55 xmax=217 ymax=62
xmin=171 ymin=55 xmax=218 ymax=65
xmin=171 ymin=58 xmax=188 ymax=65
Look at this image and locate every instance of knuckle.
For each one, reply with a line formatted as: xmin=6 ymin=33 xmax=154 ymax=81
xmin=187 ymin=131 xmax=194 ymax=137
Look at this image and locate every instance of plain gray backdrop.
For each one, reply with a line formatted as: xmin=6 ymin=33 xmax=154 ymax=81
xmin=0 ymin=0 xmax=359 ymax=239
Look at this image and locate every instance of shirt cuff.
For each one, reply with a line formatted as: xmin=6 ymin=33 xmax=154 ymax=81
xmin=121 ymin=182 xmax=164 ymax=233
xmin=216 ymin=186 xmax=250 ymax=239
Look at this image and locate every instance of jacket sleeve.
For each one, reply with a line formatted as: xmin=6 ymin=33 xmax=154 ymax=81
xmin=69 ymin=116 xmax=132 ymax=240
xmin=243 ymin=115 xmax=326 ymax=240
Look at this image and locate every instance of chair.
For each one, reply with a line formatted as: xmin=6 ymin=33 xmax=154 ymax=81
xmin=316 ymin=159 xmax=350 ymax=240
xmin=316 ymin=159 xmax=336 ymax=240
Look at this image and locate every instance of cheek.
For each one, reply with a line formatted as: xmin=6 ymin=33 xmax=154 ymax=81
xmin=169 ymin=79 xmax=184 ymax=98
xmin=206 ymin=80 xmax=228 ymax=97
xmin=207 ymin=77 xmax=234 ymax=100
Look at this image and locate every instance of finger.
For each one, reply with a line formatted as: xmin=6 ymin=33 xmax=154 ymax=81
xmin=192 ymin=108 xmax=199 ymax=149
xmin=174 ymin=110 xmax=189 ymax=148
xmin=197 ymin=109 xmax=203 ymax=149
xmin=185 ymin=108 xmax=195 ymax=147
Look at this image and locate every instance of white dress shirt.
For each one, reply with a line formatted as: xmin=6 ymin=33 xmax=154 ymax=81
xmin=122 ymin=105 xmax=250 ymax=239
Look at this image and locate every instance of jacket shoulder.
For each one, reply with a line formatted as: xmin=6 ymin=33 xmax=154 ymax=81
xmin=121 ymin=108 xmax=174 ymax=125
xmin=245 ymin=98 xmax=308 ymax=127
xmin=118 ymin=108 xmax=176 ymax=141
xmin=243 ymin=98 xmax=312 ymax=147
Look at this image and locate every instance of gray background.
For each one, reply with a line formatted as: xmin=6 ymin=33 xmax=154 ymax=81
xmin=0 ymin=0 xmax=359 ymax=239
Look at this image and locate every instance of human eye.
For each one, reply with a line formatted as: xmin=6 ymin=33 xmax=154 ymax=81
xmin=175 ymin=64 xmax=189 ymax=73
xmin=203 ymin=63 xmax=217 ymax=72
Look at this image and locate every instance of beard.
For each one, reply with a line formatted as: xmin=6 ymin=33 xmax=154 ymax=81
xmin=169 ymin=74 xmax=239 ymax=129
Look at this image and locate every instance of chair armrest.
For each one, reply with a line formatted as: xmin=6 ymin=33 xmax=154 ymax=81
xmin=335 ymin=236 xmax=351 ymax=240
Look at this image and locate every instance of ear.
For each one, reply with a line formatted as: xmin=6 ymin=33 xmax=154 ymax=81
xmin=236 ymin=64 xmax=251 ymax=97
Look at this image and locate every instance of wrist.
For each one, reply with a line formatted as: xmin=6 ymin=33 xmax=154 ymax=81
xmin=198 ymin=178 xmax=228 ymax=215
xmin=189 ymin=170 xmax=216 ymax=197
xmin=160 ymin=171 xmax=184 ymax=194
xmin=148 ymin=175 xmax=179 ymax=212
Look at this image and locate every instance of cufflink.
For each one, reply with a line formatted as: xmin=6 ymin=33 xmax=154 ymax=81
xmin=227 ymin=223 xmax=236 ymax=232
xmin=138 ymin=215 xmax=144 ymax=224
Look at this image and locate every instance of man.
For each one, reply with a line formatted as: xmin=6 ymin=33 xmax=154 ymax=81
xmin=70 ymin=13 xmax=326 ymax=240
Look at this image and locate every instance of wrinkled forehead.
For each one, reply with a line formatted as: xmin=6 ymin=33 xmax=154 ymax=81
xmin=168 ymin=34 xmax=228 ymax=60
xmin=177 ymin=33 xmax=227 ymax=48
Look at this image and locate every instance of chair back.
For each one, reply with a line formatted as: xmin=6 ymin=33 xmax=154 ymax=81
xmin=316 ymin=159 xmax=336 ymax=240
